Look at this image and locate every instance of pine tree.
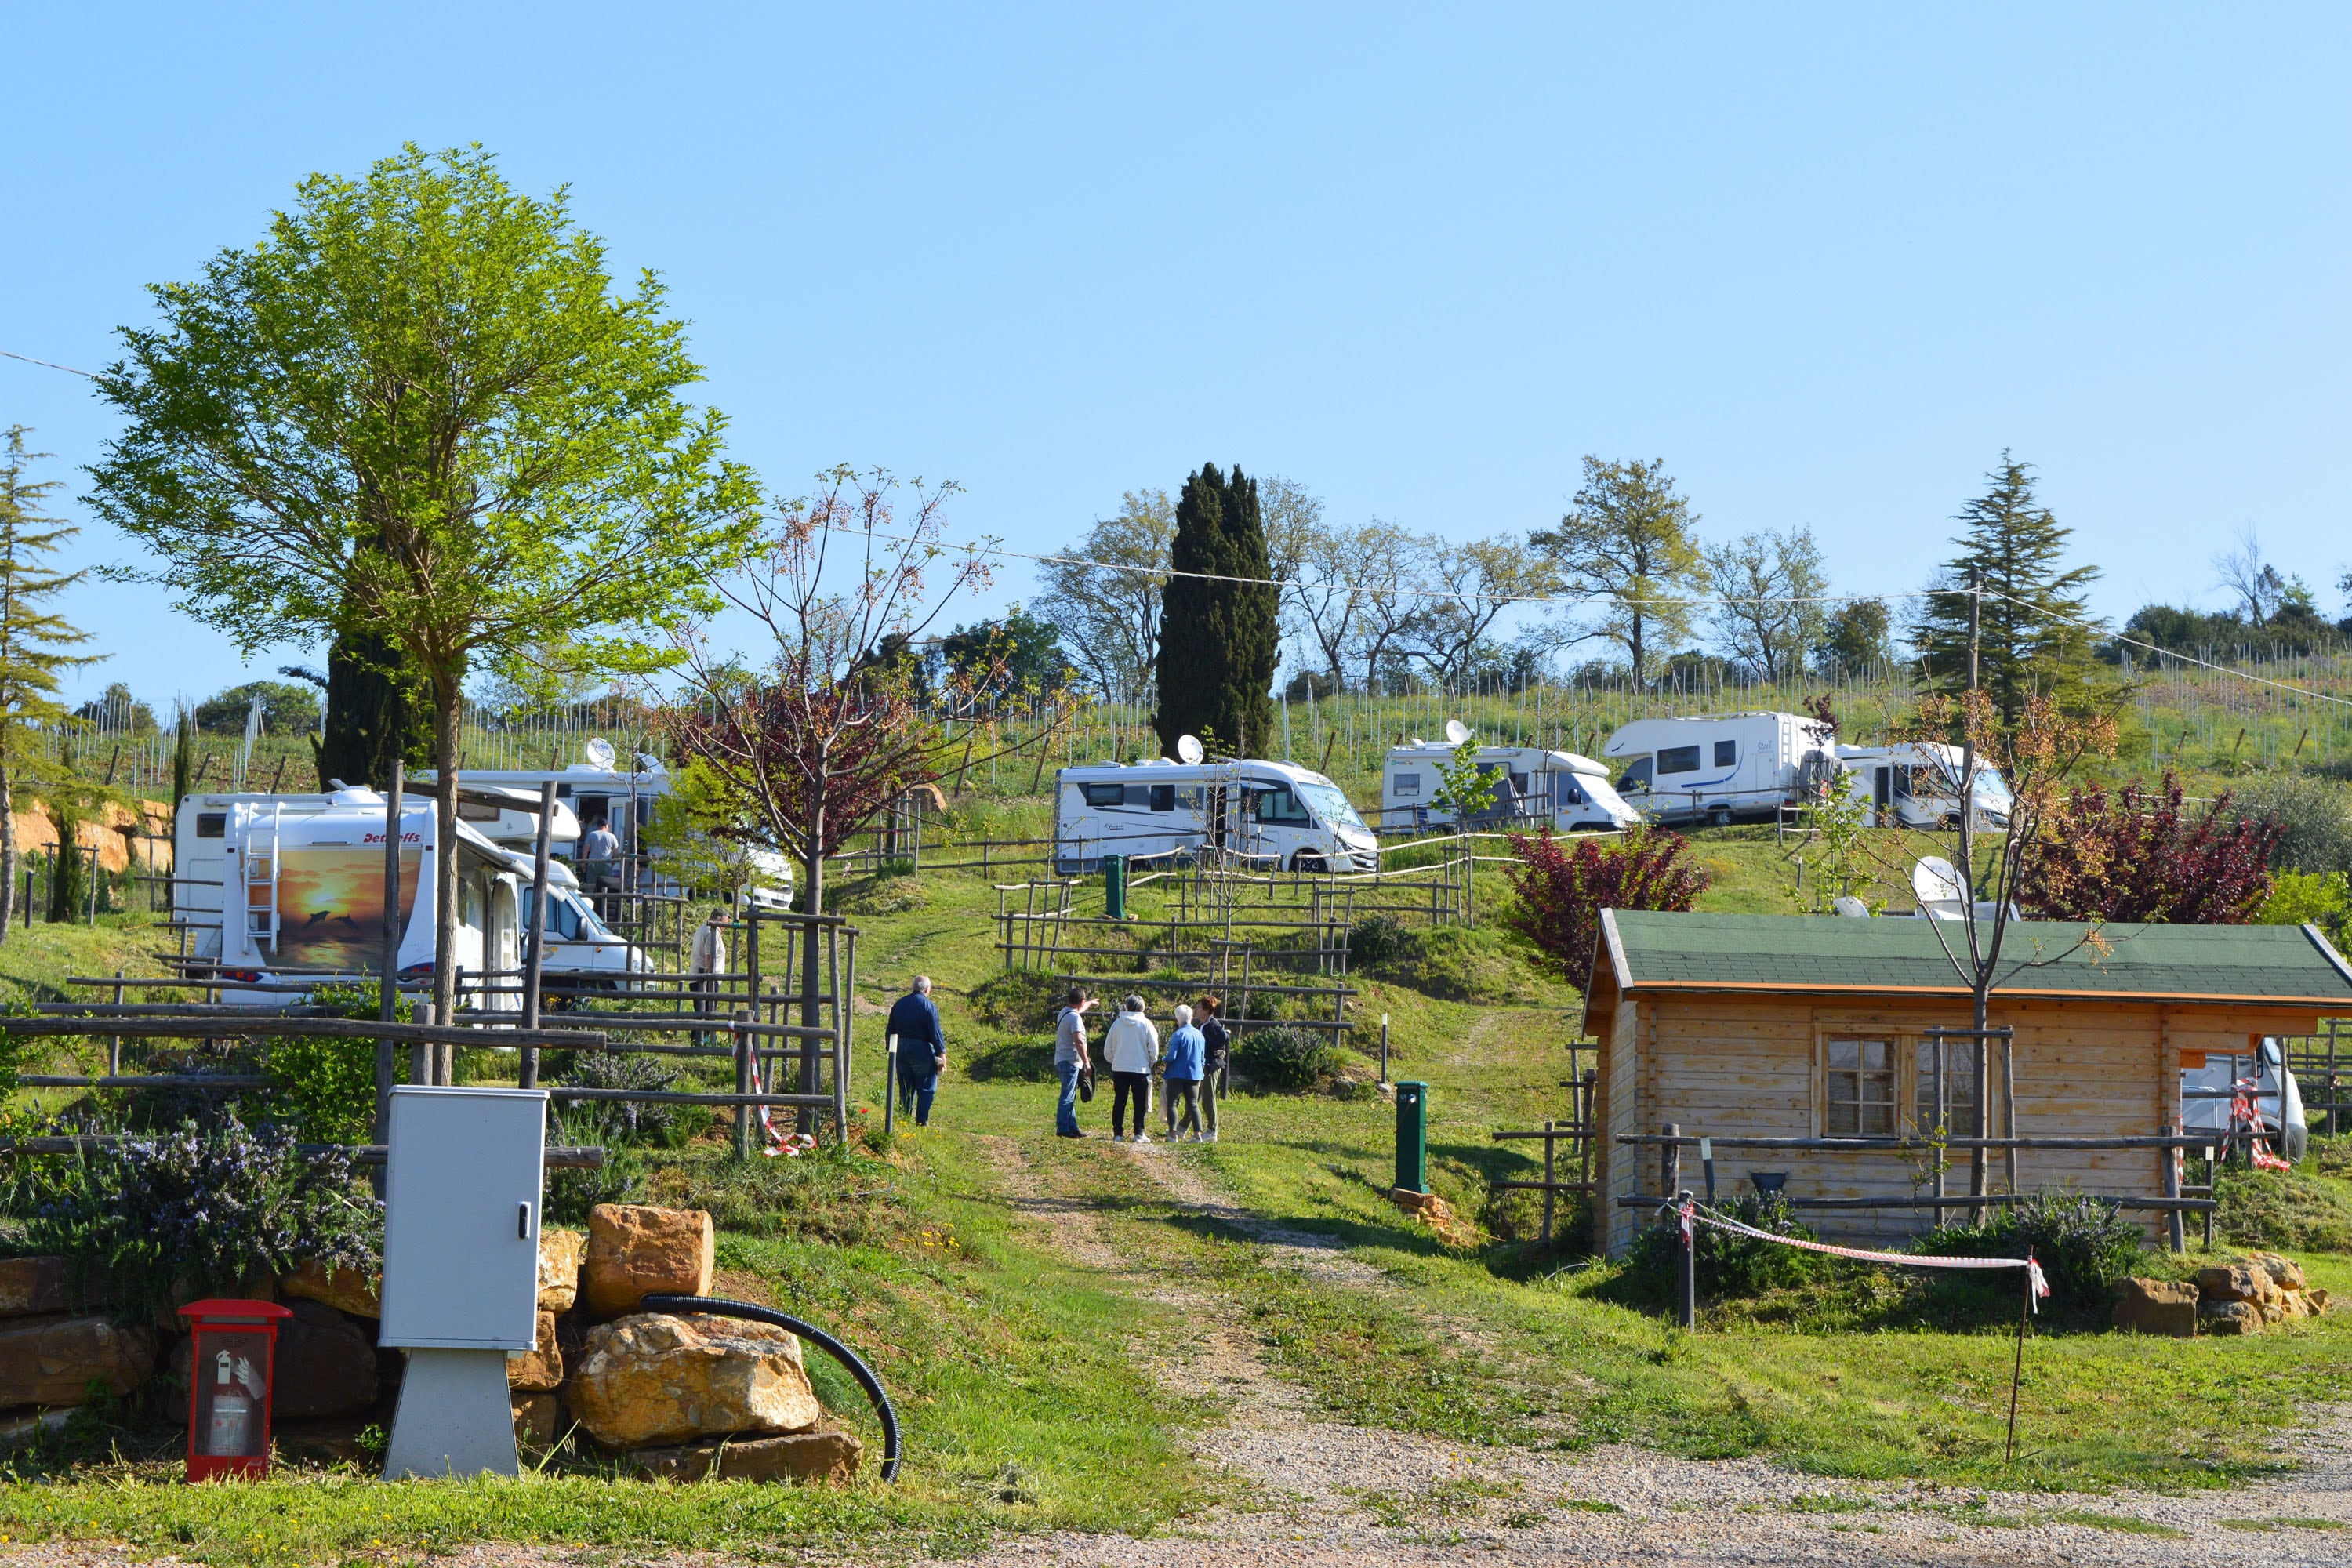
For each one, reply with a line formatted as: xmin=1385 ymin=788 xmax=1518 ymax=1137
xmin=0 ymin=428 xmax=98 ymax=943
xmin=1153 ymin=464 xmax=1279 ymax=759
xmin=1914 ymin=453 xmax=2100 ymax=727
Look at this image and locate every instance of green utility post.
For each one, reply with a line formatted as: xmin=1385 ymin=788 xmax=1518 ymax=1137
xmin=1103 ymin=853 xmax=1127 ymax=920
xmin=1395 ymin=1080 xmax=1429 ymax=1195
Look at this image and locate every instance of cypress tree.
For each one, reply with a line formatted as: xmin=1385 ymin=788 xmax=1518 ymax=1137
xmin=316 ymin=623 xmax=433 ymax=789
xmin=1153 ymin=464 xmax=1279 ymax=759
xmin=1914 ymin=453 xmax=2101 ymax=727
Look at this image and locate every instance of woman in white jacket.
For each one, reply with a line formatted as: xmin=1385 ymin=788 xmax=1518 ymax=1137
xmin=1102 ymin=993 xmax=1160 ymax=1142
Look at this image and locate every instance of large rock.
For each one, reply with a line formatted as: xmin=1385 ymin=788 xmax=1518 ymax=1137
xmin=508 ymin=1311 xmax=563 ymax=1392
xmin=630 ymin=1427 xmax=862 ymax=1485
xmin=562 ymin=1312 xmax=820 ymax=1450
xmin=2195 ymin=1263 xmax=2278 ymax=1310
xmin=539 ymin=1229 xmax=585 ymax=1313
xmin=0 ymin=1316 xmax=154 ymax=1406
xmin=2111 ymin=1277 xmax=2198 ymax=1338
xmin=280 ymin=1259 xmax=382 ymax=1319
xmin=2251 ymin=1252 xmax=2308 ymax=1292
xmin=583 ymin=1206 xmax=713 ymax=1317
xmin=513 ymin=1390 xmax=561 ymax=1448
xmin=0 ymin=1258 xmax=83 ymax=1319
xmin=2200 ymin=1299 xmax=2263 ymax=1335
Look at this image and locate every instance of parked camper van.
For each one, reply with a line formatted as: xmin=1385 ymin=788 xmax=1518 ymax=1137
xmin=175 ymin=786 xmax=536 ymax=1008
xmin=1835 ymin=742 xmax=2013 ymax=830
xmin=507 ymin=851 xmax=648 ymax=991
xmin=1379 ymin=743 xmax=1640 ymax=833
xmin=1054 ymin=759 xmax=1378 ymax=873
xmin=2183 ymin=1037 xmax=2307 ymax=1160
xmin=1601 ymin=712 xmax=1838 ymax=826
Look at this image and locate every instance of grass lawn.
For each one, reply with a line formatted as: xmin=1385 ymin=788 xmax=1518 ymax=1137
xmin=0 ymin=827 xmax=2342 ymax=1560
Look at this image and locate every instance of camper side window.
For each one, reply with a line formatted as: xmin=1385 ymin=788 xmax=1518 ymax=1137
xmin=196 ymin=813 xmax=227 ymax=839
xmin=1149 ymin=785 xmax=1175 ymax=812
xmin=1657 ymin=746 xmax=1701 ymax=775
xmin=1081 ymin=783 xmax=1124 ymax=808
xmin=1394 ymin=773 xmax=1421 ymax=798
xmin=1254 ymin=788 xmax=1308 ymax=823
xmin=1915 ymin=1039 xmax=1980 ymax=1134
xmin=458 ymin=800 xmax=503 ymax=822
xmin=1825 ymin=1039 xmax=1895 ymax=1136
xmin=1123 ymin=786 xmax=1151 ymax=806
xmin=1713 ymin=740 xmax=1736 ymax=768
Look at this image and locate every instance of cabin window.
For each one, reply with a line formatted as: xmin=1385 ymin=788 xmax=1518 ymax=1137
xmin=1081 ymin=783 xmax=1125 ymax=808
xmin=1616 ymin=757 xmax=1652 ymax=792
xmin=196 ymin=813 xmax=226 ymax=839
xmin=1394 ymin=772 xmax=1421 ymax=798
xmin=1825 ymin=1038 xmax=1895 ymax=1136
xmin=1561 ymin=779 xmax=1585 ymax=805
xmin=1915 ymin=1038 xmax=1980 ymax=1134
xmin=1149 ymin=784 xmax=1175 ymax=812
xmin=1713 ymin=740 xmax=1737 ymax=768
xmin=1509 ymin=771 xmax=1530 ymax=793
xmin=1657 ymin=746 xmax=1701 ymax=776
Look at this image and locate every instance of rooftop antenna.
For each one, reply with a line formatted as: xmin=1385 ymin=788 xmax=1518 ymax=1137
xmin=1176 ymin=734 xmax=1204 ymax=765
xmin=583 ymin=737 xmax=615 ymax=771
xmin=1444 ymin=718 xmax=1472 ymax=746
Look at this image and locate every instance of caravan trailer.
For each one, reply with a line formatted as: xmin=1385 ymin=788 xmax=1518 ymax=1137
xmin=1054 ymin=759 xmax=1378 ymax=873
xmin=1378 ymin=743 xmax=1640 ymax=833
xmin=1601 ymin=712 xmax=1838 ymax=826
xmin=1835 ymin=742 xmax=2014 ymax=830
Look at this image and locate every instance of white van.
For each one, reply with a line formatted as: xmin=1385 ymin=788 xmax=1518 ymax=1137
xmin=1601 ymin=712 xmax=1838 ymax=826
xmin=2183 ymin=1037 xmax=2307 ymax=1161
xmin=1054 ymin=760 xmax=1378 ymax=873
xmin=1379 ymin=743 xmax=1640 ymax=834
xmin=506 ymin=851 xmax=650 ymax=993
xmin=1835 ymin=743 xmax=2014 ymax=830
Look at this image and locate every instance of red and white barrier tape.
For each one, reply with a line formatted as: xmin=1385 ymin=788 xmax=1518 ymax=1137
xmin=1678 ymin=1199 xmax=2050 ymax=1308
xmin=746 ymin=1053 xmax=816 ymax=1159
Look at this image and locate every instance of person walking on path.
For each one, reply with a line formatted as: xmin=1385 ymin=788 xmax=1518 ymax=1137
xmin=887 ymin=975 xmax=946 ymax=1127
xmin=687 ymin=908 xmax=728 ymax=1047
xmin=1102 ymin=993 xmax=1159 ymax=1142
xmin=1053 ymin=985 xmax=1095 ymax=1138
xmin=1196 ymin=993 xmax=1229 ymax=1143
xmin=1163 ymin=1004 xmax=1207 ymax=1141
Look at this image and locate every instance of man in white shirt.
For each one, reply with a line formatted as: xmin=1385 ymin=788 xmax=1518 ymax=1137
xmin=1102 ymin=994 xmax=1160 ymax=1143
xmin=688 ymin=908 xmax=728 ymax=1045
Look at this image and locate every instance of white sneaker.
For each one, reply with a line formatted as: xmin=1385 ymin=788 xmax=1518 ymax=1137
xmin=1134 ymin=1132 xmax=1152 ymax=1144
xmin=1206 ymin=1132 xmax=1218 ymax=1142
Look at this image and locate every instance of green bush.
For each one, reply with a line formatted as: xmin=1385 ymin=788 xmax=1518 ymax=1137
xmin=1233 ymin=1025 xmax=1340 ymax=1091
xmin=963 ymin=1034 xmax=1057 ymax=1083
xmin=267 ymin=983 xmax=411 ymax=1145
xmin=970 ymin=971 xmax=1066 ymax=1030
xmin=2238 ymin=772 xmax=2352 ymax=873
xmin=1348 ymin=915 xmax=1410 ymax=968
xmin=543 ymin=1108 xmax=647 ymax=1223
xmin=1917 ymin=1192 xmax=2143 ymax=1320
xmin=554 ymin=1051 xmax=686 ymax=1147
xmin=1619 ymin=1191 xmax=1823 ymax=1306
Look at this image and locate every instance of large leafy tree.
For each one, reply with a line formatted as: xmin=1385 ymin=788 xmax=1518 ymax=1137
xmin=87 ymin=143 xmax=760 ymax=1020
xmin=1704 ymin=526 xmax=1827 ymax=685
xmin=1531 ymin=456 xmax=1704 ymax=688
xmin=0 ymin=428 xmax=99 ymax=943
xmin=1153 ymin=463 xmax=1279 ymax=758
xmin=1914 ymin=454 xmax=2101 ymax=727
xmin=1035 ymin=491 xmax=1174 ymax=703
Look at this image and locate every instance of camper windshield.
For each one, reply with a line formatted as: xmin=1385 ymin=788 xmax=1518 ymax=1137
xmin=1294 ymin=781 xmax=1368 ymax=832
xmin=1972 ymin=768 xmax=2013 ymax=811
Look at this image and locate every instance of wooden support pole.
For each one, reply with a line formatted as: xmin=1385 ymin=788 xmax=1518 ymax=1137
xmin=2163 ymin=1120 xmax=2185 ymax=1254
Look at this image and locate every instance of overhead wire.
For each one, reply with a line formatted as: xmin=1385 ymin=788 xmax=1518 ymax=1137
xmin=0 ymin=349 xmax=97 ymax=379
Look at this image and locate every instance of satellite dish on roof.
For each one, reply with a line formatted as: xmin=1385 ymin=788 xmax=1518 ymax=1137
xmin=583 ymin=737 xmax=616 ymax=770
xmin=1176 ymin=734 xmax=1204 ymax=765
xmin=1912 ymin=855 xmax=1969 ymax=909
xmin=1444 ymin=718 xmax=1472 ymax=746
xmin=1831 ymin=895 xmax=1871 ymax=918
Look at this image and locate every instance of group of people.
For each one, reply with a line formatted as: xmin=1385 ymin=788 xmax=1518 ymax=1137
xmin=1054 ymin=986 xmax=1228 ymax=1142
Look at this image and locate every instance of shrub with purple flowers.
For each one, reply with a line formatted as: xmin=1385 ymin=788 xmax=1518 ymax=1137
xmin=25 ymin=1116 xmax=382 ymax=1322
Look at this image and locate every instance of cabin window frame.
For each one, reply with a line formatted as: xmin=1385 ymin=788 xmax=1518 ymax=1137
xmin=1821 ymin=1035 xmax=1897 ymax=1138
xmin=1813 ymin=1020 xmax=1996 ymax=1140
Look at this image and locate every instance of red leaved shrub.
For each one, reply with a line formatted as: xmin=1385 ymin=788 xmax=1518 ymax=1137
xmin=1502 ymin=826 xmax=1712 ymax=987
xmin=2015 ymin=771 xmax=2281 ymax=924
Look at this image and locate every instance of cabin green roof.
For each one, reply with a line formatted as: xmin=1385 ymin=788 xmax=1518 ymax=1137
xmin=1596 ymin=911 xmax=2352 ymax=1007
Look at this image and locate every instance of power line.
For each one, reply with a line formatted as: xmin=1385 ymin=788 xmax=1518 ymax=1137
xmin=0 ymin=348 xmax=96 ymax=379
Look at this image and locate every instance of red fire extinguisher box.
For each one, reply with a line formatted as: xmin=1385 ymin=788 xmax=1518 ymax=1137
xmin=179 ymin=1300 xmax=290 ymax=1481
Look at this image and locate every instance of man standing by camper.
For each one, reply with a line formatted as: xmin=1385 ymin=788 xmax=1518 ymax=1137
xmin=888 ymin=975 xmax=946 ymax=1127
xmin=1054 ymin=985 xmax=1094 ymax=1138
xmin=688 ymin=907 xmax=728 ymax=1046
xmin=581 ymin=815 xmax=621 ymax=919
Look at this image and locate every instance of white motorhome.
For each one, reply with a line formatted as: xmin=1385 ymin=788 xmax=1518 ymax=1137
xmin=1601 ymin=712 xmax=1838 ymax=826
xmin=1379 ymin=743 xmax=1640 ymax=834
xmin=506 ymin=851 xmax=650 ymax=993
xmin=1835 ymin=742 xmax=2014 ymax=830
xmin=1054 ymin=759 xmax=1378 ymax=873
xmin=2183 ymin=1037 xmax=2307 ymax=1161
xmin=175 ymin=786 xmax=532 ymax=1009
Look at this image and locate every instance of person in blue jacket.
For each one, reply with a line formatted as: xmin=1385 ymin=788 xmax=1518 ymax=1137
xmin=1163 ymin=1004 xmax=1207 ymax=1141
xmin=887 ymin=975 xmax=946 ymax=1127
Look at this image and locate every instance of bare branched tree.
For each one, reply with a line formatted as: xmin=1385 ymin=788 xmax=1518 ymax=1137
xmin=2214 ymin=524 xmax=2286 ymax=626
xmin=1704 ymin=527 xmax=1828 ymax=684
xmin=1034 ymin=491 xmax=1173 ymax=703
xmin=1400 ymin=534 xmax=1550 ymax=688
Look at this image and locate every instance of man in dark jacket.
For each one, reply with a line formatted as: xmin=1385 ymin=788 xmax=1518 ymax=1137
xmin=887 ymin=975 xmax=946 ymax=1126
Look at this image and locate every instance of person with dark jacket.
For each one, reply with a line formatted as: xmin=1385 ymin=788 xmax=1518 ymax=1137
xmin=887 ymin=975 xmax=946 ymax=1126
xmin=1196 ymin=993 xmax=1230 ymax=1142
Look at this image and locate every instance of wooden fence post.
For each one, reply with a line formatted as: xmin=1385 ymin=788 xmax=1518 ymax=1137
xmin=2162 ymin=1121 xmax=2185 ymax=1254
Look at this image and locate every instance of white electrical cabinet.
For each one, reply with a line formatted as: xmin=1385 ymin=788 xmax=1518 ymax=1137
xmin=379 ymin=1087 xmax=547 ymax=1351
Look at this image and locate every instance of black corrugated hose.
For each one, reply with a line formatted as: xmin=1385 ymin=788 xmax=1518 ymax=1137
xmin=640 ymin=1293 xmax=902 ymax=1483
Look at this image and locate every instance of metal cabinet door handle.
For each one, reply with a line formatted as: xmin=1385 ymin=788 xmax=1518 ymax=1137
xmin=518 ymin=1202 xmax=532 ymax=1240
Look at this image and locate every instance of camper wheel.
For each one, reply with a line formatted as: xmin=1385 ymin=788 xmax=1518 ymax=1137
xmin=1290 ymin=851 xmax=1327 ymax=873
xmin=1706 ymin=805 xmax=1734 ymax=829
xmin=1939 ymin=811 xmax=1962 ymax=831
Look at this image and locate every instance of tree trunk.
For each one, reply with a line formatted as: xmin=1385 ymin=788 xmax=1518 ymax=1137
xmin=0 ymin=760 xmax=15 ymax=946
xmin=1629 ymin=610 xmax=1646 ymax=690
xmin=799 ymin=799 xmax=826 ymax=1138
xmin=432 ymin=691 xmax=463 ymax=1033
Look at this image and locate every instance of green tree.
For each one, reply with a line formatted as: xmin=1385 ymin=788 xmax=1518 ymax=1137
xmin=196 ymin=679 xmax=321 ymax=735
xmin=1153 ymin=464 xmax=1279 ymax=758
xmin=1815 ymin=597 xmax=1894 ymax=678
xmin=318 ymin=630 xmax=432 ymax=788
xmin=1704 ymin=526 xmax=1827 ymax=685
xmin=87 ymin=143 xmax=760 ymax=1021
xmin=1530 ymin=457 xmax=1704 ymax=688
xmin=0 ymin=429 xmax=99 ymax=942
xmin=1914 ymin=454 xmax=2101 ymax=727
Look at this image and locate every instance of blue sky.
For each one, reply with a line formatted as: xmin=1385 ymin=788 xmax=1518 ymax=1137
xmin=4 ymin=5 xmax=2347 ymax=710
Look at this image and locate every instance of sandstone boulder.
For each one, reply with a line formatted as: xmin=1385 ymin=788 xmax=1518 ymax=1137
xmin=583 ymin=1206 xmax=713 ymax=1317
xmin=0 ymin=1258 xmax=83 ymax=1319
xmin=513 ymin=1390 xmax=561 ymax=1448
xmin=630 ymin=1427 xmax=862 ymax=1486
xmin=279 ymin=1259 xmax=382 ymax=1319
xmin=0 ymin=1316 xmax=154 ymax=1406
xmin=2200 ymin=1299 xmax=2262 ymax=1335
xmin=508 ymin=1311 xmax=563 ymax=1392
xmin=2251 ymin=1252 xmax=2308 ymax=1292
xmin=562 ymin=1312 xmax=819 ymax=1450
xmin=2313 ymin=1287 xmax=2332 ymax=1313
xmin=2195 ymin=1264 xmax=2274 ymax=1308
xmin=539 ymin=1229 xmax=585 ymax=1313
xmin=2111 ymin=1277 xmax=2198 ymax=1338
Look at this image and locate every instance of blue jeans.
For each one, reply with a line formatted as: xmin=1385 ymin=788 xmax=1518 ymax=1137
xmin=898 ymin=1069 xmax=938 ymax=1126
xmin=1056 ymin=1060 xmax=1084 ymax=1134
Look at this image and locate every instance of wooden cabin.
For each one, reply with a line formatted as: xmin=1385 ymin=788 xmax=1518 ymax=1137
xmin=1585 ymin=911 xmax=2352 ymax=1255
